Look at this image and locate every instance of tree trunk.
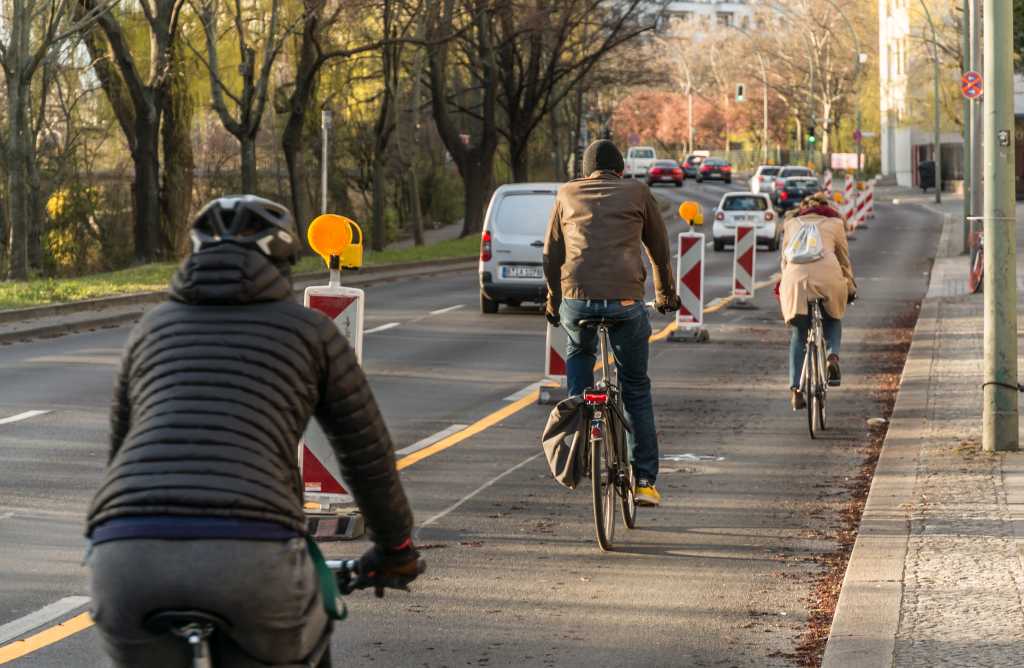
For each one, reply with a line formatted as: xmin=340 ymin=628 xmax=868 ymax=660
xmin=550 ymin=110 xmax=567 ymax=181
xmin=459 ymin=154 xmax=493 ymax=237
xmin=510 ymin=136 xmax=529 ymax=182
xmin=282 ymin=115 xmax=313 ymax=238
xmin=406 ymin=173 xmax=424 ymax=246
xmin=370 ymin=154 xmax=386 ymax=251
xmin=240 ymin=135 xmax=258 ymax=194
xmin=160 ymin=42 xmax=195 ymax=256
xmin=133 ymin=108 xmax=163 ymax=263
xmin=6 ymin=79 xmax=31 ymax=279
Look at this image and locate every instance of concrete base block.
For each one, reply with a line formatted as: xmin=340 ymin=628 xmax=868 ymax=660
xmin=537 ymin=383 xmax=568 ymax=406
xmin=306 ymin=510 xmax=365 ymax=541
xmin=728 ymin=299 xmax=758 ymax=310
xmin=668 ymin=326 xmax=710 ymax=343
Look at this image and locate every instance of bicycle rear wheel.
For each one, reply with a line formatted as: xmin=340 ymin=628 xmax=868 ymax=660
xmin=815 ymin=341 xmax=827 ymax=432
xmin=591 ymin=427 xmax=616 ymax=550
xmin=804 ymin=345 xmax=816 ymax=439
xmin=614 ymin=413 xmax=637 ymax=529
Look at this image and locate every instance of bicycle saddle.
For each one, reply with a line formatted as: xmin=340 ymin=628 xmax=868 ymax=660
xmin=576 ymin=318 xmax=620 ymax=329
xmin=145 ymin=610 xmax=230 ymax=634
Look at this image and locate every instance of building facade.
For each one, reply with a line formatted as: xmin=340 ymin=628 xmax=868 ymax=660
xmin=661 ymin=0 xmax=761 ymax=36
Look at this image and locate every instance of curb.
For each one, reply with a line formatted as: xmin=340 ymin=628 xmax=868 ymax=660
xmin=0 ymin=257 xmax=476 ymax=344
xmin=820 ymin=299 xmax=934 ymax=667
xmin=821 ymin=211 xmax=956 ymax=666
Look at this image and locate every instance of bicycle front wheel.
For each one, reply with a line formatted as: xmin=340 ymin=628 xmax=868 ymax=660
xmin=591 ymin=428 xmax=616 ymax=551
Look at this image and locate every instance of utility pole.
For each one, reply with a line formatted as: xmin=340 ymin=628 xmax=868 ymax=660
xmin=321 ymin=109 xmax=332 ymax=213
xmin=970 ymin=0 xmax=983 ymax=251
xmin=982 ymin=0 xmax=1018 ymax=452
xmin=961 ymin=0 xmax=971 ymax=250
xmin=920 ymin=0 xmax=941 ymax=203
xmin=759 ymin=54 xmax=768 ymax=164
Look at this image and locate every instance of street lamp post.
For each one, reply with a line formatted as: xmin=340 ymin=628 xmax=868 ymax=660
xmin=920 ymin=0 xmax=942 ymax=204
xmin=821 ymin=0 xmax=866 ymax=173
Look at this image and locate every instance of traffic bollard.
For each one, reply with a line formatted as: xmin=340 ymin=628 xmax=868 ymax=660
xmin=669 ymin=231 xmax=709 ymax=342
xmin=730 ymin=224 xmax=757 ymax=309
xmin=538 ymin=323 xmax=569 ymax=405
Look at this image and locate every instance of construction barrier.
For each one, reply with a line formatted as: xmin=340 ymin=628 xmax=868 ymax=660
xmin=538 ymin=323 xmax=569 ymax=405
xmin=732 ymin=224 xmax=757 ymax=304
xmin=669 ymin=231 xmax=709 ymax=342
xmin=843 ymin=174 xmax=855 ymax=229
xmin=866 ymin=179 xmax=876 ymax=219
xmin=300 ymin=214 xmax=366 ymax=538
xmin=823 ymin=170 xmax=833 ymax=194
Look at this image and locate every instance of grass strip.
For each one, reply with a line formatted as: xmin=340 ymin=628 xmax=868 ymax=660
xmin=0 ymin=235 xmax=478 ymax=311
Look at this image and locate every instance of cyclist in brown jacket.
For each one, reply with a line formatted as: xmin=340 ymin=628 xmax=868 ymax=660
xmin=543 ymin=140 xmax=680 ymax=506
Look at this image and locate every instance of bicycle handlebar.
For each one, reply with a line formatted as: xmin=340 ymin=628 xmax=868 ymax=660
xmin=328 ymin=558 xmax=427 ymax=595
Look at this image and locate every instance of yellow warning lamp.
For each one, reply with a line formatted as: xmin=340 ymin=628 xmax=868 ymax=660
xmin=833 ymin=192 xmax=844 ymax=204
xmin=307 ymin=214 xmax=363 ymax=271
xmin=678 ymin=201 xmax=703 ymax=226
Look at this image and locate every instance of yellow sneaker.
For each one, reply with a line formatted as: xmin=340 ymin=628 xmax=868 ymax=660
xmin=635 ymin=480 xmax=661 ymax=507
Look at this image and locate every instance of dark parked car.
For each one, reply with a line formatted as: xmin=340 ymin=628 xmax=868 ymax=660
xmin=697 ymin=158 xmax=732 ymax=184
xmin=772 ymin=166 xmax=815 ymax=193
xmin=646 ymin=160 xmax=684 ymax=187
xmin=772 ymin=176 xmax=822 ymax=211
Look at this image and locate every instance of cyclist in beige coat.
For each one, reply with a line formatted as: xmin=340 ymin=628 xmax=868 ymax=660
xmin=778 ymin=193 xmax=857 ymax=409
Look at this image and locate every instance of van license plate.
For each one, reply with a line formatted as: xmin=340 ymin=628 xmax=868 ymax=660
xmin=502 ymin=265 xmax=543 ymax=280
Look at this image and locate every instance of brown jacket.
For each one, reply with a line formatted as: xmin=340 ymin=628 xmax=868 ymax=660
xmin=543 ymin=171 xmax=674 ymax=312
xmin=778 ymin=213 xmax=856 ymax=323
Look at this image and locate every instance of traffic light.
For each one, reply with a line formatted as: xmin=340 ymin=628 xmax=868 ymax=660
xmin=807 ymin=125 xmax=817 ymax=146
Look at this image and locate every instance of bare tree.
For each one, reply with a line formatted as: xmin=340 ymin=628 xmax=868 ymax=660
xmin=192 ymin=0 xmax=289 ymax=193
xmin=0 ymin=0 xmax=106 ymax=277
xmin=78 ymin=0 xmax=190 ymax=262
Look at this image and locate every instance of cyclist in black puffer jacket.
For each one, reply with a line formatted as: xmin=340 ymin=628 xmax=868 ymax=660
xmin=85 ymin=196 xmax=417 ymax=668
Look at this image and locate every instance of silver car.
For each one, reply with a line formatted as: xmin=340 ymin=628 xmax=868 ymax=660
xmin=479 ymin=183 xmax=560 ymax=313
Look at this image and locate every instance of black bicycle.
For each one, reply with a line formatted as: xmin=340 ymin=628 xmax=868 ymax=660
xmin=145 ymin=557 xmax=424 ymax=667
xmin=801 ymin=299 xmax=828 ymax=438
xmin=578 ymin=316 xmax=637 ymax=551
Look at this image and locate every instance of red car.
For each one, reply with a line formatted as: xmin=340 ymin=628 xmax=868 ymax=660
xmin=697 ymin=158 xmax=732 ymax=184
xmin=646 ymin=160 xmax=684 ymax=187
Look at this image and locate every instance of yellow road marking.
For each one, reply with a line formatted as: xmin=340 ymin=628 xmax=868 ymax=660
xmin=0 ymin=612 xmax=93 ymax=664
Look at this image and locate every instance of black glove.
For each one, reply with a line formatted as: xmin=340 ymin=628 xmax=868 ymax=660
xmin=358 ymin=540 xmax=422 ymax=598
xmin=655 ymin=293 xmax=682 ymax=314
xmin=545 ymin=305 xmax=560 ymax=328
xmin=847 ymin=290 xmax=857 ymax=305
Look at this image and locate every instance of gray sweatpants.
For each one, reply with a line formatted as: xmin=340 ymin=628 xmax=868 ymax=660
xmin=87 ymin=538 xmax=331 ymax=667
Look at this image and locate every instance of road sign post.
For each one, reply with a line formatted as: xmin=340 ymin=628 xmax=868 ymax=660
xmin=301 ymin=214 xmax=368 ymax=538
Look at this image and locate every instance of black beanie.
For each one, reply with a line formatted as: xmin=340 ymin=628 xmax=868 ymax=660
xmin=582 ymin=140 xmax=624 ymax=176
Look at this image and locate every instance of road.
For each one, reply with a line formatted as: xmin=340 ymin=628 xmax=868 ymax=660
xmin=0 ymin=179 xmax=942 ymax=667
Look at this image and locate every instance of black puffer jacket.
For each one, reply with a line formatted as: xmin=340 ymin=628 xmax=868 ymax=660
xmin=86 ymin=244 xmax=413 ymax=547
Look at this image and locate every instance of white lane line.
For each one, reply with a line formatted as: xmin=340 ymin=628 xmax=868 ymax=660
xmin=414 ymin=452 xmax=544 ymax=539
xmin=0 ymin=410 xmax=50 ymax=425
xmin=0 ymin=512 xmax=13 ymax=521
xmin=0 ymin=596 xmax=91 ymax=645
xmin=364 ymin=322 xmax=401 ymax=335
xmin=503 ymin=381 xmax=545 ymax=402
xmin=396 ymin=424 xmax=470 ymax=457
xmin=429 ymin=304 xmax=465 ymax=316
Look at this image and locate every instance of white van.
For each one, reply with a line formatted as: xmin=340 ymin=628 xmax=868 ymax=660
xmin=479 ymin=183 xmax=561 ymax=313
xmin=624 ymin=146 xmax=657 ymax=179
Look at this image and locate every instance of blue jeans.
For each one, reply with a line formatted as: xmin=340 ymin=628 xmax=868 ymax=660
xmin=559 ymin=299 xmax=659 ymax=484
xmin=789 ymin=313 xmax=842 ymax=389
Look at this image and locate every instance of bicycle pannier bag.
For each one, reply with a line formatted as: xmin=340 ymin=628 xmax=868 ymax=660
xmin=541 ymin=395 xmax=587 ymax=489
xmin=784 ymin=221 xmax=825 ymax=264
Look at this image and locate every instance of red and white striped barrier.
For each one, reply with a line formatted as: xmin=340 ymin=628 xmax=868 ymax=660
xmin=301 ymin=281 xmax=365 ymax=511
xmin=842 ymin=174 xmax=854 ymax=228
xmin=852 ymin=184 xmax=868 ymax=231
xmin=865 ymin=179 xmax=876 ymax=219
xmin=669 ymin=231 xmax=709 ymax=342
xmin=538 ymin=323 xmax=569 ymax=404
xmin=823 ymin=170 xmax=833 ymax=194
xmin=732 ymin=224 xmax=757 ymax=304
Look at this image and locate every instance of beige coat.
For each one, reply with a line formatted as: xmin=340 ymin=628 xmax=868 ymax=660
xmin=778 ymin=214 xmax=856 ymax=323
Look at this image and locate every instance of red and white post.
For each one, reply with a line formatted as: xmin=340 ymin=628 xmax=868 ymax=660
xmin=538 ymin=323 xmax=569 ymax=404
xmin=731 ymin=224 xmax=757 ymax=308
xmin=866 ymin=178 xmax=876 ymax=219
xmin=823 ymin=170 xmax=833 ymax=195
xmin=669 ymin=231 xmax=709 ymax=342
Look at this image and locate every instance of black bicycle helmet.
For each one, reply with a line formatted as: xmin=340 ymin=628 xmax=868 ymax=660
xmin=189 ymin=195 xmax=301 ymax=264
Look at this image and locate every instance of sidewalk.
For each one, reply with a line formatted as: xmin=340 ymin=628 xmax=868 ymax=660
xmin=823 ymin=193 xmax=1024 ymax=666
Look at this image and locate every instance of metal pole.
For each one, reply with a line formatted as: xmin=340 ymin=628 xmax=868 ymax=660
xmin=761 ymin=55 xmax=768 ymax=164
xmin=920 ymin=1 xmax=941 ymax=203
xmin=321 ymin=109 xmax=331 ymax=214
xmin=970 ymin=0 xmax=983 ymax=250
xmin=958 ymin=0 xmax=966 ymax=253
xmin=982 ymin=0 xmax=1018 ymax=452
xmin=688 ymin=88 xmax=694 ymax=155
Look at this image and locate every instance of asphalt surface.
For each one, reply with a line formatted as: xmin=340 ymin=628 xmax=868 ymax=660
xmin=0 ymin=179 xmax=942 ymax=667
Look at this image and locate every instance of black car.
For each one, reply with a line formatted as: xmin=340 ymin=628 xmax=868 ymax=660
xmin=697 ymin=158 xmax=732 ymax=183
xmin=773 ymin=176 xmax=822 ymax=211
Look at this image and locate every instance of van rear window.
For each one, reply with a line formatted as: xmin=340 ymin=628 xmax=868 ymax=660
xmin=494 ymin=193 xmax=556 ymax=236
xmin=632 ymin=149 xmax=655 ymax=159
